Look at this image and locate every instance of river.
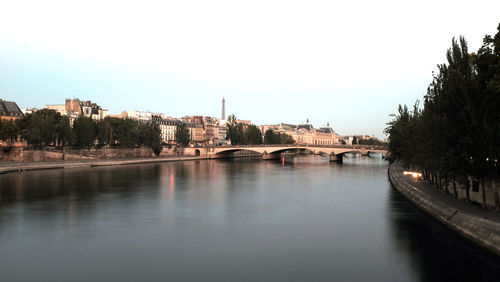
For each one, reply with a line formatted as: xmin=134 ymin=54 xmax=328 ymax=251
xmin=0 ymin=155 xmax=498 ymax=281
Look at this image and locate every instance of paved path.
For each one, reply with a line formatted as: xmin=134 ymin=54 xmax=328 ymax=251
xmin=0 ymin=156 xmax=203 ymax=174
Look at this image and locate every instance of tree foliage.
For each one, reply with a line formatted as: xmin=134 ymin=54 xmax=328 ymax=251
xmin=0 ymin=119 xmax=19 ymax=143
xmin=17 ymin=109 xmax=71 ymax=147
xmin=358 ymin=138 xmax=386 ymax=146
xmin=3 ymin=111 xmax=163 ymax=153
xmin=225 ymin=114 xmax=244 ymax=145
xmin=225 ymin=114 xmax=265 ymax=145
xmin=385 ymin=23 xmax=500 ymax=198
xmin=73 ymin=115 xmax=96 ymax=148
xmin=245 ymin=124 xmax=263 ymax=145
xmin=264 ymin=129 xmax=295 ymax=145
xmin=175 ymin=122 xmax=190 ymax=147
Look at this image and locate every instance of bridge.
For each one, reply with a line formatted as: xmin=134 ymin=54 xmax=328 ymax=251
xmin=184 ymin=145 xmax=388 ymax=162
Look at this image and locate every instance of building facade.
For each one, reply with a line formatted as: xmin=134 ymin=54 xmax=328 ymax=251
xmin=0 ymin=99 xmax=24 ymax=120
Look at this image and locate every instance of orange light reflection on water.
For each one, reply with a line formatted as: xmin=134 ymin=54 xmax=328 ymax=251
xmin=170 ymin=174 xmax=175 ymax=193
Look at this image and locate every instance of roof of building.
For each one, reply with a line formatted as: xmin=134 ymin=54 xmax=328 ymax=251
xmin=280 ymin=123 xmax=297 ymax=129
xmin=297 ymin=123 xmax=314 ymax=131
xmin=0 ymin=99 xmax=24 ymax=117
xmin=318 ymin=127 xmax=334 ymax=134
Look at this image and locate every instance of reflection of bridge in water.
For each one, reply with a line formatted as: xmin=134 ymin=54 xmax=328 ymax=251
xmin=185 ymin=145 xmax=388 ymax=162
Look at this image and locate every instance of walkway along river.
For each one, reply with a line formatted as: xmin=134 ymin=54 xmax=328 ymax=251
xmin=0 ymin=155 xmax=499 ymax=281
xmin=388 ymin=161 xmax=500 ymax=256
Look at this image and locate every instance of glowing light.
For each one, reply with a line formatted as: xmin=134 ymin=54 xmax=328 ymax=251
xmin=170 ymin=174 xmax=175 ymax=192
xmin=403 ymin=171 xmax=422 ymax=178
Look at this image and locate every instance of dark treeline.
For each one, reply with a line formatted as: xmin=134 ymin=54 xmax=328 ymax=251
xmin=225 ymin=114 xmax=295 ymax=145
xmin=1 ymin=109 xmax=162 ymax=155
xmin=385 ymin=23 xmax=500 ymax=207
xmin=346 ymin=136 xmax=387 ymax=146
xmin=357 ymin=138 xmax=386 ymax=146
xmin=263 ymin=129 xmax=295 ymax=145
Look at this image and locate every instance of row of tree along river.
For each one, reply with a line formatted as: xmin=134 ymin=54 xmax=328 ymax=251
xmin=385 ymin=22 xmax=500 ymax=210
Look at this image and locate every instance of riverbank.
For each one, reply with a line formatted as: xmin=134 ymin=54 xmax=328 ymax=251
xmin=0 ymin=156 xmax=206 ymax=174
xmin=388 ymin=161 xmax=500 ymax=256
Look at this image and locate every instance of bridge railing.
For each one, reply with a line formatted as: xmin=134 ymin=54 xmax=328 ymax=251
xmin=204 ymin=144 xmax=387 ymax=150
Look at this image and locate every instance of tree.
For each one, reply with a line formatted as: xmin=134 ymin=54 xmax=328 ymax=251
xmin=225 ymin=114 xmax=244 ymax=145
xmin=116 ymin=118 xmax=139 ymax=148
xmin=0 ymin=119 xmax=19 ymax=143
xmin=138 ymin=121 xmax=162 ymax=156
xmin=245 ymin=124 xmax=263 ymax=145
xmin=352 ymin=136 xmax=358 ymax=145
xmin=55 ymin=115 xmax=72 ymax=146
xmin=263 ymin=129 xmax=295 ymax=145
xmin=386 ymin=23 xmax=500 ymax=209
xmin=17 ymin=109 xmax=67 ymax=147
xmin=97 ymin=117 xmax=115 ymax=146
xmin=264 ymin=129 xmax=279 ymax=144
xmin=175 ymin=122 xmax=190 ymax=147
xmin=73 ymin=115 xmax=96 ymax=148
xmin=280 ymin=132 xmax=295 ymax=144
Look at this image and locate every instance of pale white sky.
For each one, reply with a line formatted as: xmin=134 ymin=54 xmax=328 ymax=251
xmin=1 ymin=0 xmax=499 ymax=137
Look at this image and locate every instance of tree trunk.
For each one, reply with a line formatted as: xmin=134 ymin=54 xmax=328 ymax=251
xmin=465 ymin=180 xmax=470 ymax=202
xmin=444 ymin=176 xmax=449 ymax=194
xmin=452 ymin=177 xmax=458 ymax=199
xmin=494 ymin=184 xmax=500 ymax=211
xmin=481 ymin=180 xmax=487 ymax=209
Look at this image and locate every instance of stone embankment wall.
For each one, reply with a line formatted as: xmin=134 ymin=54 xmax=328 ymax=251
xmin=0 ymin=147 xmax=189 ymax=162
xmin=388 ymin=163 xmax=500 ymax=256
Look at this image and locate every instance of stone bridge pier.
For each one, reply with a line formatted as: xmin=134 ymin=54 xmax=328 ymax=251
xmin=262 ymin=151 xmax=281 ymax=160
xmin=329 ymin=153 xmax=343 ymax=163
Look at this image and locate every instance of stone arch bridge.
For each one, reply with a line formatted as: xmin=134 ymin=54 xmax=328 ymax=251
xmin=184 ymin=145 xmax=388 ymax=162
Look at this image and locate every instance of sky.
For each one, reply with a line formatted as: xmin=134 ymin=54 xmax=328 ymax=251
xmin=1 ymin=0 xmax=499 ymax=138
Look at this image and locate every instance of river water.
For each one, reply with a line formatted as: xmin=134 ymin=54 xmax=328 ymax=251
xmin=0 ymin=155 xmax=499 ymax=281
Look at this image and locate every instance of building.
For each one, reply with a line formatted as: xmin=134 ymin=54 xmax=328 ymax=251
xmin=65 ymin=98 xmax=109 ymax=120
xmin=46 ymin=98 xmax=109 ymax=125
xmin=203 ymin=116 xmax=216 ymax=144
xmin=215 ymin=124 xmax=227 ymax=145
xmin=122 ymin=110 xmax=152 ymax=122
xmin=185 ymin=122 xmax=204 ymax=143
xmin=21 ymin=108 xmax=37 ymax=115
xmin=46 ymin=104 xmax=67 ymax=116
xmin=292 ymin=120 xmax=315 ymax=144
xmin=259 ymin=124 xmax=279 ymax=135
xmin=164 ymin=119 xmax=179 ymax=144
xmin=284 ymin=120 xmax=339 ymax=146
xmin=313 ymin=123 xmax=339 ymax=146
xmin=0 ymin=99 xmax=24 ymax=120
xmin=152 ymin=115 xmax=179 ymax=144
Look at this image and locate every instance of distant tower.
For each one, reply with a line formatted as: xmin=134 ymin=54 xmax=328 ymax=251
xmin=221 ymin=97 xmax=226 ymax=120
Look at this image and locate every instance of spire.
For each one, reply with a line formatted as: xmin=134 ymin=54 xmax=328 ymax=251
xmin=221 ymin=97 xmax=226 ymax=120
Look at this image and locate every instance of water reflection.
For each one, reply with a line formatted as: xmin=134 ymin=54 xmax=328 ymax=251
xmin=388 ymin=187 xmax=500 ymax=282
xmin=0 ymin=157 xmax=498 ymax=282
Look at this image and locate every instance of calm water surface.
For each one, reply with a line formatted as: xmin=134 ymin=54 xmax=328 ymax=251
xmin=0 ymin=155 xmax=499 ymax=281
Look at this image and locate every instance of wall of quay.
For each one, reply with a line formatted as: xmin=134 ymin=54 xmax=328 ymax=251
xmin=388 ymin=162 xmax=500 ymax=256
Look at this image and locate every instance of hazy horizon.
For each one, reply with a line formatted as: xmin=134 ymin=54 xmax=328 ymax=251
xmin=1 ymin=0 xmax=499 ymax=138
